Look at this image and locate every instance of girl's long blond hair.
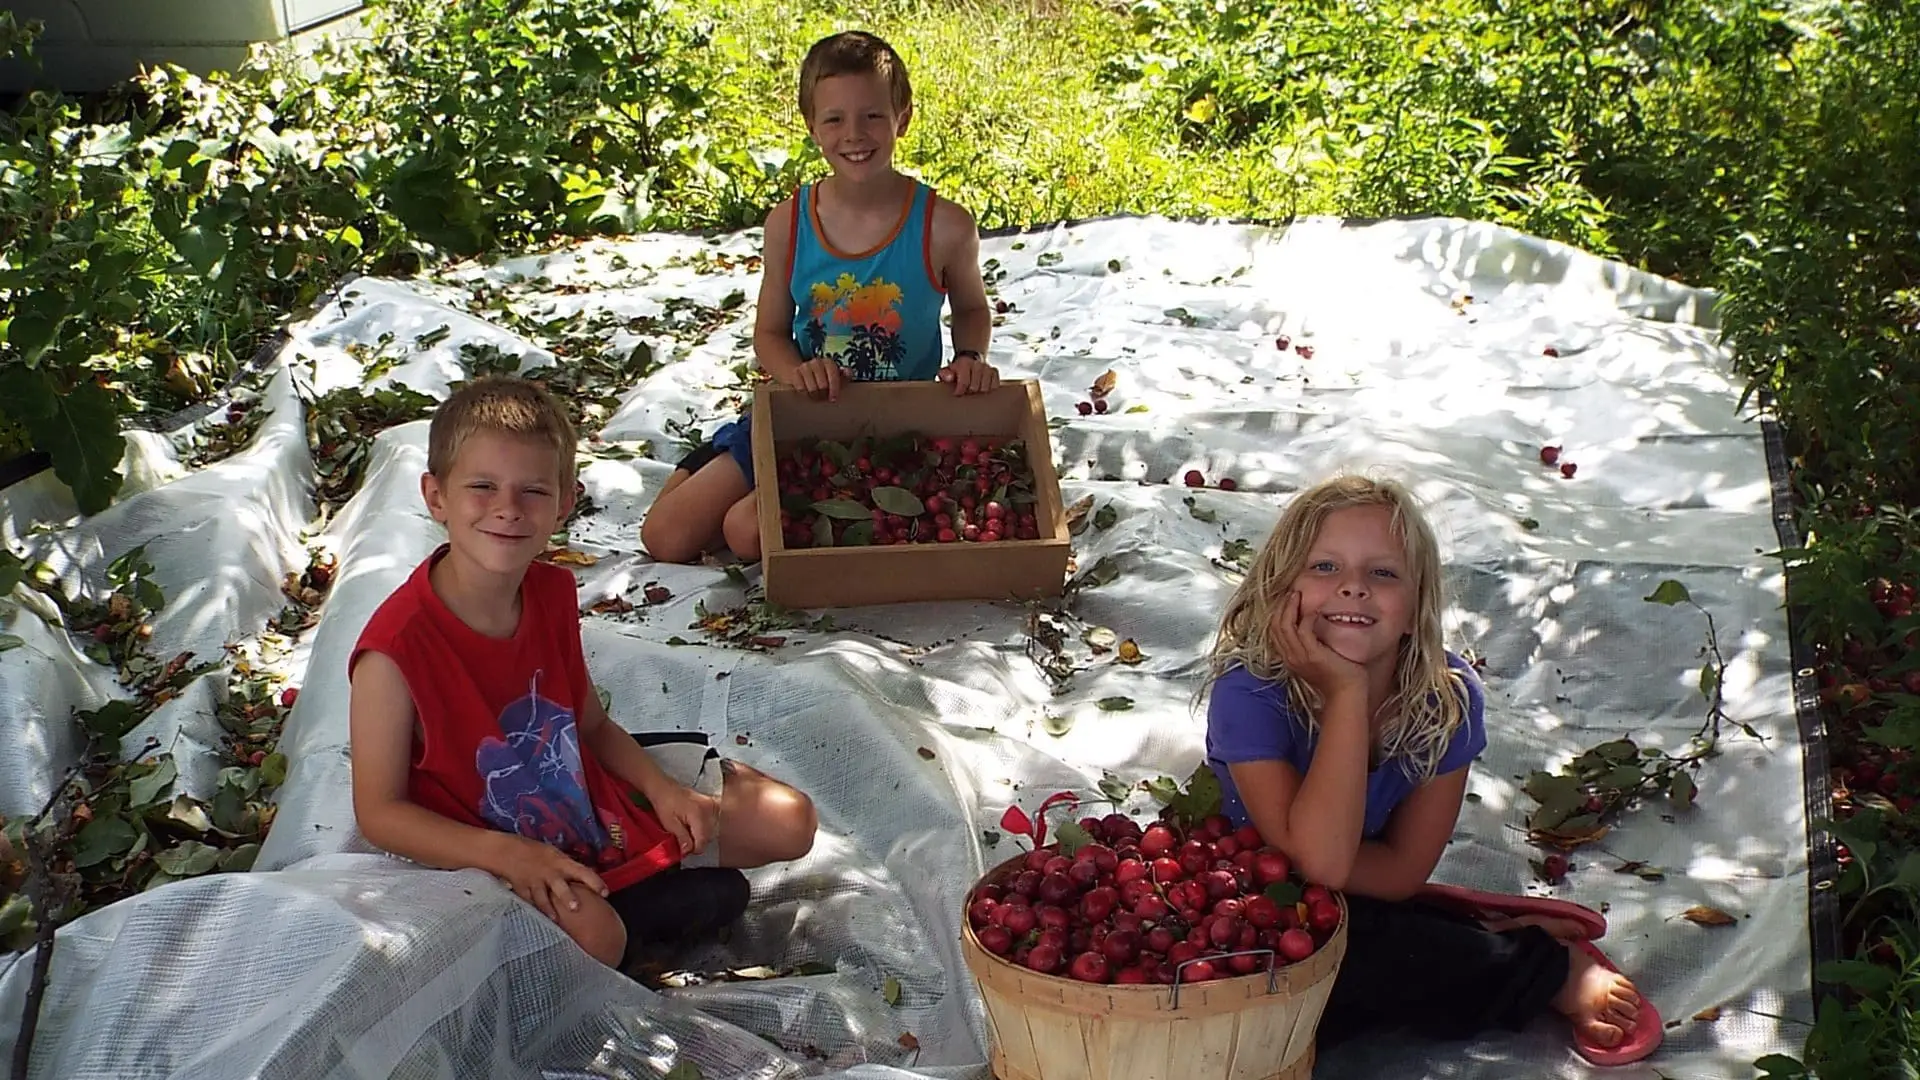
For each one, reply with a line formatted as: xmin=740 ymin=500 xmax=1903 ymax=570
xmin=1198 ymin=474 xmax=1466 ymax=783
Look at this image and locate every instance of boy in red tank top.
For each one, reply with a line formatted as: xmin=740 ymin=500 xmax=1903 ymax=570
xmin=349 ymin=377 xmax=819 ymax=969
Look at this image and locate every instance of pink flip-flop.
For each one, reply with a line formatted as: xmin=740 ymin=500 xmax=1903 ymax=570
xmin=1569 ymin=939 xmax=1663 ymax=1066
xmin=1414 ymin=882 xmax=1609 ymax=940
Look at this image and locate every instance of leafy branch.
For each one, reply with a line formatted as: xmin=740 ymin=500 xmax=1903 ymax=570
xmin=1523 ymin=579 xmax=1754 ymax=863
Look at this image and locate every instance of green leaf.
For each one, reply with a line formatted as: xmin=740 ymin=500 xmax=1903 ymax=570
xmin=1184 ymin=496 xmax=1217 ymax=523
xmin=0 ymin=634 xmax=23 ymax=654
xmin=839 ymin=520 xmax=876 ymax=547
xmin=80 ymin=701 xmax=144 ymax=741
xmin=1041 ymin=712 xmax=1074 ymax=736
xmin=1054 ymin=820 xmax=1095 ymax=855
xmin=73 ymin=815 xmax=140 ymax=867
xmin=260 ymin=752 xmax=289 ymax=788
xmin=1097 ymin=777 xmax=1132 ymax=804
xmin=1595 ymin=738 xmax=1639 ymax=762
xmin=814 ymin=440 xmax=852 ymax=467
xmin=1097 ymin=696 xmax=1134 ymax=711
xmin=811 ymin=499 xmax=870 ymax=521
xmin=0 ymin=368 xmax=127 ymax=514
xmin=1093 ymin=504 xmax=1119 ymax=530
xmin=129 ymin=757 xmax=178 ymax=807
xmin=1752 ymin=1053 xmax=1810 ymax=1079
xmin=981 ymin=829 xmax=1000 ymax=848
xmin=1124 ymin=404 xmax=1149 ymax=414
xmin=883 ymin=976 xmax=901 ymax=1006
xmin=1698 ymin=663 xmax=1719 ymax=701
xmin=1670 ymin=770 xmax=1697 ymax=811
xmin=1264 ymin=881 xmax=1303 ymax=906
xmin=1644 ymin=580 xmax=1691 ymax=606
xmin=663 ymin=1059 xmax=704 ymax=1080
xmin=811 ymin=514 xmax=834 ymax=548
xmin=1815 ymin=959 xmax=1896 ymax=995
xmin=173 ymin=224 xmax=230 ymax=276
xmin=1887 ymin=851 xmax=1920 ymax=895
xmin=4 ymin=307 xmax=60 ymax=363
xmin=871 ymin=486 xmax=925 ymax=517
xmin=153 ymin=840 xmax=222 ymax=877
xmin=220 ymin=843 xmax=261 ymax=872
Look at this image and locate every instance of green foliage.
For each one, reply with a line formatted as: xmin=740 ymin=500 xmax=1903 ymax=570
xmin=0 ymin=0 xmax=726 ymax=513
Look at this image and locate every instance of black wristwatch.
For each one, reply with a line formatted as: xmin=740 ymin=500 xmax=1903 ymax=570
xmin=955 ymin=349 xmax=985 ymax=364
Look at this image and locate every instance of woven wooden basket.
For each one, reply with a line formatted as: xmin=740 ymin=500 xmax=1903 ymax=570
xmin=959 ymin=856 xmax=1348 ymax=1080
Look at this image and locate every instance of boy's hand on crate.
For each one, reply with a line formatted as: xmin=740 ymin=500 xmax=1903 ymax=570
xmin=939 ymin=352 xmax=1000 ymax=395
xmin=784 ymin=357 xmax=846 ymax=402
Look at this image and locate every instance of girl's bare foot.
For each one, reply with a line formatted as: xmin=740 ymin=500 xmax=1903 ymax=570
xmin=1552 ymin=942 xmax=1641 ymax=1047
xmin=1480 ymin=913 xmax=1590 ymax=942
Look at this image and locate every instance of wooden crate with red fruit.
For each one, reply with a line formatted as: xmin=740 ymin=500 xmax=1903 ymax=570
xmin=958 ymin=793 xmax=1348 ymax=1080
xmin=749 ymin=379 xmax=1071 ymax=610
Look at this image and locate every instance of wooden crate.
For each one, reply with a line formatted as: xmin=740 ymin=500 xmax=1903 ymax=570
xmin=958 ymin=855 xmax=1347 ymax=1080
xmin=751 ymin=379 xmax=1070 ymax=610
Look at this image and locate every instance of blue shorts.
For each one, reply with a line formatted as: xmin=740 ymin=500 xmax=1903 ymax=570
xmin=675 ymin=410 xmax=755 ymax=487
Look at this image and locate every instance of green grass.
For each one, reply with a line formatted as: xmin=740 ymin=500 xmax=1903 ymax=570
xmin=686 ymin=0 xmax=1310 ymax=230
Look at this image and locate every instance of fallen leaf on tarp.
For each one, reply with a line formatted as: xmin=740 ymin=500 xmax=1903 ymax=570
xmin=1614 ymin=860 xmax=1666 ymax=882
xmin=918 ymin=747 xmax=936 ymax=760
xmin=643 ymin=583 xmax=672 ymax=604
xmin=1097 ymin=697 xmax=1134 ymax=711
xmin=1117 ymin=639 xmax=1144 ymax=665
xmin=1090 ymin=370 xmax=1117 ymax=399
xmin=1064 ymin=494 xmax=1095 ymax=535
xmin=588 ymin=596 xmax=633 ymax=615
xmin=1093 ymin=503 xmax=1119 ymax=530
xmin=541 ymin=546 xmax=599 ymax=567
xmin=735 ymin=734 xmax=750 ymax=746
xmin=1683 ymin=906 xmax=1737 ymax=927
xmin=663 ymin=1060 xmax=703 ymax=1080
xmin=728 ymin=966 xmax=783 ymax=980
xmin=1693 ymin=1006 xmax=1723 ymax=1022
xmin=1528 ymin=822 xmax=1611 ymax=850
xmin=1083 ymin=626 xmax=1117 ymax=653
xmin=898 ymin=1034 xmax=920 ymax=1052
xmin=884 ymin=976 xmax=902 ymax=1005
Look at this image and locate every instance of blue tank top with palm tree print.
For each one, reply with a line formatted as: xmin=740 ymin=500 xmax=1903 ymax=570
xmin=786 ymin=180 xmax=948 ymax=382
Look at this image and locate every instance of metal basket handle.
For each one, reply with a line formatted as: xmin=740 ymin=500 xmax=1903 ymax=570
xmin=1168 ymin=948 xmax=1279 ymax=1010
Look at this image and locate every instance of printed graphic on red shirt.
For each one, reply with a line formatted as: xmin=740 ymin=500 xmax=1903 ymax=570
xmin=475 ymin=677 xmax=614 ymax=867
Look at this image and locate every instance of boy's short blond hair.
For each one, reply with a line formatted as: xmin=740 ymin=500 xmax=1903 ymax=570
xmin=798 ymin=31 xmax=913 ymax=122
xmin=427 ymin=377 xmax=576 ymax=491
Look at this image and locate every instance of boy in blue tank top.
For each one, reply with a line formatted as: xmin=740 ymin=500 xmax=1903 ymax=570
xmin=641 ymin=31 xmax=1000 ymax=565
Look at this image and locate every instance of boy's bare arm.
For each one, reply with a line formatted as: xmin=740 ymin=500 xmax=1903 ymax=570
xmin=935 ymin=200 xmax=993 ymax=356
xmin=350 ymin=650 xmax=609 ymax=916
xmin=753 ymin=198 xmax=840 ymax=396
xmin=576 ymin=689 xmax=718 ymax=857
xmin=349 ymin=650 xmax=519 ymax=874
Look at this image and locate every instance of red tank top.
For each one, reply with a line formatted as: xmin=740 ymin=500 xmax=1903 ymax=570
xmin=350 ymin=545 xmax=681 ymax=890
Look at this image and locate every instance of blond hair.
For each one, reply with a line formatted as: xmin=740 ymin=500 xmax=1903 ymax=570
xmin=427 ymin=377 xmax=576 ymax=491
xmin=798 ymin=31 xmax=913 ymax=122
xmin=1199 ymin=474 xmax=1466 ymax=782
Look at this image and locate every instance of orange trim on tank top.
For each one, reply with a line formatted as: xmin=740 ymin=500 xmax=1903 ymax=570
xmin=808 ymin=179 xmax=919 ymax=260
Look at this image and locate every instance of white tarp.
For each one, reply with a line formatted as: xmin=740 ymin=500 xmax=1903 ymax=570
xmin=1 ymin=213 xmax=1811 ymax=1079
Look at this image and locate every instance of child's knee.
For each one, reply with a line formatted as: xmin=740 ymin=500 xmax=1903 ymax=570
xmin=721 ymin=506 xmax=762 ymax=561
xmin=556 ymin=887 xmax=628 ymax=968
xmin=640 ymin=508 xmax=704 ymax=565
xmin=775 ymin=785 xmax=819 ymax=860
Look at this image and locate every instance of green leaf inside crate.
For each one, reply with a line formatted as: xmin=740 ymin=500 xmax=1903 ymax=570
xmin=812 ymin=514 xmax=834 ymax=547
xmin=816 ymin=440 xmax=852 ymax=467
xmin=840 ymin=520 xmax=876 ymax=547
xmin=812 ymin=499 xmax=870 ymax=520
xmin=871 ymin=486 xmax=925 ymax=517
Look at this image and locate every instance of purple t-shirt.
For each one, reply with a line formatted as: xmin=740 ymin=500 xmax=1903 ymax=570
xmin=1205 ymin=652 xmax=1487 ymax=840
